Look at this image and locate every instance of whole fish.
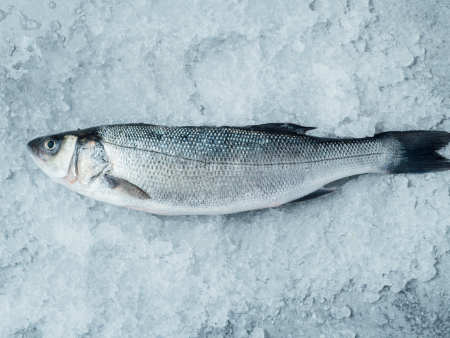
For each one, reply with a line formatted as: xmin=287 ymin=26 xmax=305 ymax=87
xmin=27 ymin=123 xmax=450 ymax=215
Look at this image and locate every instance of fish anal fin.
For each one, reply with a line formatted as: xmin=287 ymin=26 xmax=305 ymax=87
xmin=104 ymin=174 xmax=150 ymax=200
xmin=292 ymin=187 xmax=336 ymax=203
xmin=240 ymin=123 xmax=316 ymax=136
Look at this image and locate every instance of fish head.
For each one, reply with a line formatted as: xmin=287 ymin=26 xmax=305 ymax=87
xmin=27 ymin=133 xmax=78 ymax=180
xmin=27 ymin=128 xmax=108 ymax=188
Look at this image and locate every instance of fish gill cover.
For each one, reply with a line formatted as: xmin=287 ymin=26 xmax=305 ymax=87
xmin=1 ymin=0 xmax=450 ymax=337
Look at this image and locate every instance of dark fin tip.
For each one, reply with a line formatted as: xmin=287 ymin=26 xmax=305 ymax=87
xmin=104 ymin=174 xmax=150 ymax=200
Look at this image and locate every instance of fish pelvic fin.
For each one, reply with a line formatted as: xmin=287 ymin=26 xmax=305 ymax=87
xmin=292 ymin=187 xmax=336 ymax=203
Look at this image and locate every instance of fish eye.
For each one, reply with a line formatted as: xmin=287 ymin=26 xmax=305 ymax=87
xmin=45 ymin=139 xmax=57 ymax=151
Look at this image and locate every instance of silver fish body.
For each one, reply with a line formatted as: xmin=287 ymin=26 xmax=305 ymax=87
xmin=27 ymin=123 xmax=450 ymax=215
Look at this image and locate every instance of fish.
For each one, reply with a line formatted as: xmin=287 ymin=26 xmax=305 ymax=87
xmin=27 ymin=123 xmax=450 ymax=215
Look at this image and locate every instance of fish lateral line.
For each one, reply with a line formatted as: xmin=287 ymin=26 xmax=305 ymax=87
xmin=101 ymin=139 xmax=385 ymax=167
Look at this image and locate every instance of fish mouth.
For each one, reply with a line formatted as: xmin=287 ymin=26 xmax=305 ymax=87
xmin=27 ymin=140 xmax=37 ymax=156
xmin=27 ymin=137 xmax=47 ymax=164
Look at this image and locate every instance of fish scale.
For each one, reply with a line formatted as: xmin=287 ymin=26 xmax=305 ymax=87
xmin=95 ymin=124 xmax=392 ymax=213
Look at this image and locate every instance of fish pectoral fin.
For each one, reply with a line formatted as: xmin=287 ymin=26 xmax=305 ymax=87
xmin=292 ymin=187 xmax=336 ymax=203
xmin=104 ymin=174 xmax=150 ymax=200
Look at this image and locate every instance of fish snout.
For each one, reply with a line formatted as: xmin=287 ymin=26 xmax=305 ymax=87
xmin=27 ymin=137 xmax=47 ymax=162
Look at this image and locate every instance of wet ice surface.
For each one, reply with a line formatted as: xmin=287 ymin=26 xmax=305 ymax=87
xmin=1 ymin=0 xmax=450 ymax=337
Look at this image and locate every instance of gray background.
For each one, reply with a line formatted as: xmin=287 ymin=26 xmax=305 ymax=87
xmin=1 ymin=0 xmax=450 ymax=337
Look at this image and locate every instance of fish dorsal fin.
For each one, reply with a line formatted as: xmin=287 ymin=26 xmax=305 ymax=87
xmin=241 ymin=123 xmax=316 ymax=136
xmin=291 ymin=187 xmax=336 ymax=203
xmin=104 ymin=174 xmax=150 ymax=200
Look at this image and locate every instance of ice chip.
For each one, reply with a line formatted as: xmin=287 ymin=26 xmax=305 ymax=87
xmin=330 ymin=305 xmax=352 ymax=319
xmin=389 ymin=46 xmax=414 ymax=67
xmin=292 ymin=40 xmax=305 ymax=53
xmin=50 ymin=20 xmax=61 ymax=32
xmin=354 ymin=39 xmax=366 ymax=53
xmin=437 ymin=140 xmax=450 ymax=159
xmin=337 ymin=329 xmax=357 ymax=338
xmin=17 ymin=10 xmax=42 ymax=30
xmin=49 ymin=1 xmax=56 ymax=9
xmin=362 ymin=292 xmax=381 ymax=303
xmin=0 ymin=116 xmax=8 ymax=128
xmin=250 ymin=327 xmax=265 ymax=338
xmin=149 ymin=239 xmax=173 ymax=256
xmin=0 ymin=9 xmax=9 ymax=22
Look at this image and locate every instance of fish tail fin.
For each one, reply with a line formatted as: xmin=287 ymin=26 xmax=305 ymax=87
xmin=376 ymin=131 xmax=450 ymax=174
